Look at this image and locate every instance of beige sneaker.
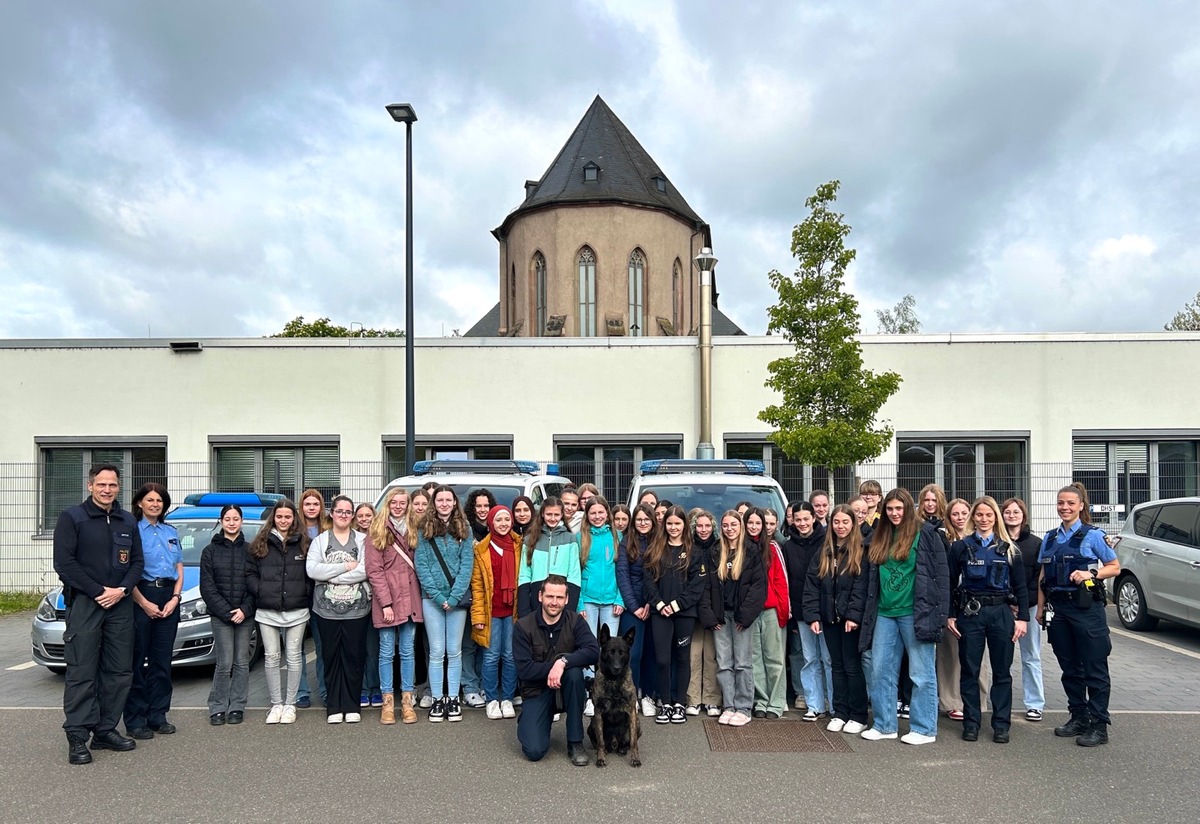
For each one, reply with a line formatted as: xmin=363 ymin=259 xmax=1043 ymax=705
xmin=380 ymin=693 xmax=396 ymax=725
xmin=280 ymin=705 xmax=297 ymax=725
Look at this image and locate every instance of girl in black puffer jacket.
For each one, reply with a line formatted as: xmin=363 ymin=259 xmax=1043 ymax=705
xmin=802 ymin=505 xmax=870 ymax=732
xmin=200 ymin=505 xmax=256 ymax=725
xmin=1002 ymin=497 xmax=1046 ymax=721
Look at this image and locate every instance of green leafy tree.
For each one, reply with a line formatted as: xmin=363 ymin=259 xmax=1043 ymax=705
xmin=1164 ymin=290 xmax=1200 ymax=331
xmin=271 ymin=316 xmax=405 ymax=338
xmin=876 ymin=293 xmax=922 ymax=334
xmin=759 ymin=180 xmax=902 ymax=492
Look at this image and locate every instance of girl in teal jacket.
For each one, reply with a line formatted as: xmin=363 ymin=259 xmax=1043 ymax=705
xmin=516 ymin=497 xmax=582 ymax=616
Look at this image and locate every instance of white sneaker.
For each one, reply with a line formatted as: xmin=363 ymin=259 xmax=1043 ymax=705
xmin=345 ymin=712 xmax=361 ymax=723
xmin=584 ymin=698 xmax=594 ymax=717
xmin=464 ymin=692 xmax=486 ymax=708
xmin=826 ymin=717 xmax=846 ymax=732
xmin=511 ymin=695 xmax=522 ymax=706
xmin=486 ymin=700 xmax=502 ymax=720
xmin=685 ymin=704 xmax=700 ymax=716
xmin=640 ymin=695 xmax=657 ymax=717
xmin=793 ymin=697 xmax=808 ymax=711
xmin=706 ymin=705 xmax=721 ymax=718
xmin=500 ymin=700 xmax=516 ymax=719
xmin=327 ymin=713 xmax=344 ymax=724
xmin=265 ymin=704 xmax=284 ymax=725
xmin=552 ymin=713 xmax=561 ymax=722
xmin=843 ymin=720 xmax=865 ymax=735
xmin=901 ymin=731 xmax=936 ymax=746
xmin=280 ymin=705 xmax=297 ymax=725
xmin=718 ymin=709 xmax=734 ymax=725
xmin=728 ymin=711 xmax=751 ymax=727
xmin=418 ymin=691 xmax=434 ymax=709
xmin=860 ymin=727 xmax=897 ymax=741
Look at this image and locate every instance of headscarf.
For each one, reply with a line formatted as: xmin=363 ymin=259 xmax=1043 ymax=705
xmin=487 ymin=505 xmax=518 ymax=607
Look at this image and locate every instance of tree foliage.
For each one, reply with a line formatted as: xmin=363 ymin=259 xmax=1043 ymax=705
xmin=876 ymin=293 xmax=922 ymax=334
xmin=759 ymin=181 xmax=902 ymax=481
xmin=1164 ymin=290 xmax=1200 ymax=331
xmin=272 ymin=316 xmax=405 ymax=338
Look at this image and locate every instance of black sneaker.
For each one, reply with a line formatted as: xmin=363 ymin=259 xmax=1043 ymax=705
xmin=899 ymin=704 xmax=911 ymax=720
xmin=670 ymin=703 xmax=687 ymax=724
xmin=655 ymin=702 xmax=671 ymax=724
xmin=447 ymin=697 xmax=463 ymax=722
xmin=429 ymin=698 xmax=446 ymax=723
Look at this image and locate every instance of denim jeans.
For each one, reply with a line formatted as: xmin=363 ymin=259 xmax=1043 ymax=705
xmin=751 ymin=609 xmax=788 ymax=715
xmin=482 ymin=616 xmax=517 ymax=701
xmin=461 ymin=622 xmax=482 ymax=694
xmin=869 ymin=614 xmax=938 ymax=737
xmin=260 ymin=622 xmax=306 ymax=706
xmin=1018 ymin=605 xmax=1045 ymax=712
xmin=296 ymin=625 xmax=327 ymax=704
xmin=378 ymin=622 xmax=418 ymax=694
xmin=713 ymin=613 xmax=754 ymax=714
xmin=362 ymin=623 xmax=380 ymax=694
xmin=797 ymin=619 xmax=834 ymax=713
xmin=423 ymin=600 xmax=467 ymax=699
xmin=582 ymin=603 xmax=619 ymax=679
xmin=618 ymin=612 xmax=656 ymax=697
xmin=208 ymin=619 xmax=252 ymax=715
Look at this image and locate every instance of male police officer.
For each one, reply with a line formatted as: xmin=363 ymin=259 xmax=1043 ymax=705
xmin=1036 ymin=485 xmax=1119 ymax=747
xmin=53 ymin=463 xmax=144 ymax=764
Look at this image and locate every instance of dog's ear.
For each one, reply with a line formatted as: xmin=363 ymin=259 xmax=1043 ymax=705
xmin=622 ymin=626 xmax=636 ymax=647
xmin=599 ymin=623 xmax=611 ymax=643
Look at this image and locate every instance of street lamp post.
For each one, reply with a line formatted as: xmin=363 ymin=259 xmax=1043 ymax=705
xmin=694 ymin=247 xmax=717 ymax=460
xmin=386 ymin=103 xmax=418 ymax=475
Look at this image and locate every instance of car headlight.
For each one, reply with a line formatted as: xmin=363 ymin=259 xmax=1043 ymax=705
xmin=36 ymin=594 xmax=57 ymax=622
xmin=179 ymin=598 xmax=208 ymax=621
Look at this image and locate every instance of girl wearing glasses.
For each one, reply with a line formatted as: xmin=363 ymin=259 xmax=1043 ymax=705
xmin=617 ymin=503 xmax=660 ymax=717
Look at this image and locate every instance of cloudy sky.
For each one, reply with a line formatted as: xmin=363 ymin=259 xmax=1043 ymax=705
xmin=2 ymin=0 xmax=1197 ymax=338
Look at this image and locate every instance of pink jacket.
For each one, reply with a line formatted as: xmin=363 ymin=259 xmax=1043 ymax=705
xmin=365 ymin=531 xmax=423 ymax=628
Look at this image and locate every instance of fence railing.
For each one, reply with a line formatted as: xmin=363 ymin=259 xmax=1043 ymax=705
xmin=3 ymin=458 xmax=1192 ymax=591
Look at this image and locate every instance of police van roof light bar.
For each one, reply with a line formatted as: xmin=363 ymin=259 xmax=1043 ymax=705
xmin=412 ymin=459 xmax=541 ymax=476
xmin=638 ymin=459 xmax=766 ymax=476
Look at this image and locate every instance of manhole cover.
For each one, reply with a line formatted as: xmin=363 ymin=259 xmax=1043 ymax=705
xmin=703 ymin=718 xmax=854 ymax=753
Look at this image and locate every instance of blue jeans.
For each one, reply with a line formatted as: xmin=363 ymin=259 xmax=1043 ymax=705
xmin=296 ymin=625 xmax=327 ymax=704
xmin=378 ymin=622 xmax=417 ymax=694
xmin=618 ymin=611 xmax=656 ymax=697
xmin=870 ymin=614 xmax=938 ymax=737
xmin=797 ymin=620 xmax=834 ymax=713
xmin=461 ymin=622 xmax=482 ymax=694
xmin=482 ymin=616 xmax=517 ymax=701
xmin=1017 ymin=605 xmax=1045 ymax=712
xmin=582 ymin=603 xmax=619 ymax=678
xmin=423 ymin=600 xmax=467 ymax=699
xmin=362 ymin=623 xmax=380 ymax=694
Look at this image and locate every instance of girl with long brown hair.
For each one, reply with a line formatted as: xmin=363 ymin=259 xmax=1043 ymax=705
xmin=712 ymin=510 xmax=765 ymax=727
xmin=616 ymin=503 xmax=659 ymax=716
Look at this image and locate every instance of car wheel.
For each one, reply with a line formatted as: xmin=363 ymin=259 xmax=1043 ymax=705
xmin=1117 ymin=575 xmax=1158 ymax=631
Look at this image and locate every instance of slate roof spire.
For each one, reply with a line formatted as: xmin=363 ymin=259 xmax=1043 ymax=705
xmin=493 ymin=96 xmax=706 ymax=238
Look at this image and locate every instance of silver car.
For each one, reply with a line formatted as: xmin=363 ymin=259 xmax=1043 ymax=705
xmin=31 ymin=511 xmax=264 ymax=671
xmin=1112 ymin=496 xmax=1200 ymax=631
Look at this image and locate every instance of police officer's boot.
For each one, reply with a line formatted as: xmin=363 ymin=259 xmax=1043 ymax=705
xmin=1076 ymin=721 xmax=1109 ymax=747
xmin=1053 ymin=715 xmax=1091 ymax=737
xmin=66 ymin=734 xmax=92 ymax=765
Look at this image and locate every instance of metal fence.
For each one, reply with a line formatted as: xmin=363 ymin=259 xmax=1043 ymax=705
xmin=2 ymin=458 xmax=1189 ymax=591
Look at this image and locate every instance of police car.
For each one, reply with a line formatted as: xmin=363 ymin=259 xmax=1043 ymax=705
xmin=374 ymin=459 xmax=573 ymax=510
xmin=626 ymin=459 xmax=790 ymax=517
xmin=31 ymin=492 xmax=276 ymax=672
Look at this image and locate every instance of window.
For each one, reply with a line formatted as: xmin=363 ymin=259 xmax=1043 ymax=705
xmin=212 ymin=443 xmax=339 ymax=503
xmin=533 ymin=252 xmax=547 ymax=337
xmin=555 ymin=440 xmax=682 ymax=502
xmin=38 ymin=441 xmax=167 ymax=532
xmin=652 ymin=174 xmax=667 ymax=193
xmin=584 ymin=162 xmax=599 ymax=182
xmin=724 ymin=441 xmax=854 ymax=504
xmin=577 ymin=246 xmax=596 ymax=337
xmin=628 ymin=249 xmax=645 ymax=337
xmin=897 ymin=437 xmax=1028 ymax=502
xmin=383 ymin=439 xmax=513 ymax=481
xmin=1149 ymin=504 xmax=1199 ymax=547
xmin=1072 ymin=437 xmax=1200 ymax=526
xmin=507 ymin=263 xmax=517 ymax=332
xmin=672 ymin=259 xmax=682 ymax=332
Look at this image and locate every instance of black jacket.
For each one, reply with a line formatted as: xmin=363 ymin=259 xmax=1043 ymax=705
xmin=859 ymin=523 xmax=950 ymax=652
xmin=1011 ymin=525 xmax=1043 ymax=601
xmin=247 ymin=532 xmax=312 ymax=613
xmin=718 ymin=547 xmax=767 ymax=628
xmin=644 ymin=544 xmax=707 ymax=618
xmin=53 ymin=498 xmax=144 ymax=600
xmin=200 ymin=533 xmax=255 ymax=624
xmin=802 ymin=543 xmax=870 ymax=626
xmin=513 ymin=610 xmax=599 ymax=700
xmin=693 ymin=534 xmax=722 ymax=628
xmin=782 ymin=526 xmax=825 ymax=622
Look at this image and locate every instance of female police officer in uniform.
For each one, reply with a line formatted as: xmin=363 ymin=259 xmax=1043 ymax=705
xmin=946 ymin=496 xmax=1028 ymax=744
xmin=1037 ymin=483 xmax=1119 ymax=747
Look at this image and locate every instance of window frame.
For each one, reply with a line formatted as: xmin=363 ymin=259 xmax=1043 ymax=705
xmin=533 ymin=252 xmax=547 ymax=337
xmin=36 ymin=437 xmax=168 ymax=533
xmin=1073 ymin=435 xmax=1200 ymax=526
xmin=577 ymin=246 xmax=596 ymax=337
xmin=628 ymin=248 xmax=646 ymax=337
xmin=208 ymin=437 xmax=340 ymax=503
xmin=896 ymin=433 xmax=1030 ymax=503
xmin=553 ymin=435 xmax=683 ymax=503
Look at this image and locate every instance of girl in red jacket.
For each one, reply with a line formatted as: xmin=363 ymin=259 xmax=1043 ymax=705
xmin=747 ymin=507 xmax=789 ymax=718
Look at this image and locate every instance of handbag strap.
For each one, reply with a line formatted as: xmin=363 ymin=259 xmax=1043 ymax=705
xmin=393 ymin=542 xmax=415 ymax=571
xmin=429 ymin=536 xmax=456 ymax=586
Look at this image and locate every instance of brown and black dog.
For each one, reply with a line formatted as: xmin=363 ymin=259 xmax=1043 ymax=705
xmin=588 ymin=624 xmax=642 ymax=767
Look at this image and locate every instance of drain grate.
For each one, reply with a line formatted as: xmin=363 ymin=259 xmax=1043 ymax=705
xmin=703 ymin=718 xmax=854 ymax=753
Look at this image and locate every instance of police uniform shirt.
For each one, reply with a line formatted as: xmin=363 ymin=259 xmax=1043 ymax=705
xmin=139 ymin=520 xmax=182 ymax=581
xmin=1041 ymin=520 xmax=1117 ymax=567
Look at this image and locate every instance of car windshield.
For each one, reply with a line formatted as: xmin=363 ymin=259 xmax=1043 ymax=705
xmin=388 ymin=483 xmax=527 ymax=509
xmin=631 ymin=483 xmax=788 ymax=520
xmin=172 ymin=519 xmax=264 ymax=565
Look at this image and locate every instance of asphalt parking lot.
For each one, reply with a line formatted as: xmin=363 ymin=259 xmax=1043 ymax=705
xmin=3 ymin=608 xmax=1199 ymax=823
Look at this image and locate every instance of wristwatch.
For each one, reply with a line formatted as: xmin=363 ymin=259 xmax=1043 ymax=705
xmin=557 ymin=655 xmax=569 ymax=667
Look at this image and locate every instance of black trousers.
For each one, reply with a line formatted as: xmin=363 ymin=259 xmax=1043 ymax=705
xmin=124 ymin=582 xmax=180 ymax=729
xmin=957 ymin=604 xmax=1015 ymax=730
xmin=650 ymin=613 xmax=695 ymax=704
xmin=517 ymin=667 xmax=587 ymax=761
xmin=312 ymin=614 xmax=370 ymax=716
xmin=1047 ymin=597 xmax=1112 ymax=724
xmin=824 ymin=622 xmax=867 ymax=724
xmin=63 ymin=596 xmax=134 ymax=738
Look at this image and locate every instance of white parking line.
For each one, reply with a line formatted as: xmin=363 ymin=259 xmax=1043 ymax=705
xmin=1111 ymin=626 xmax=1200 ymax=661
xmin=5 ymin=662 xmax=38 ymax=671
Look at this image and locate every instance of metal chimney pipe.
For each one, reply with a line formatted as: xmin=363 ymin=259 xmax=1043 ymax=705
xmin=694 ymin=247 xmax=717 ymax=459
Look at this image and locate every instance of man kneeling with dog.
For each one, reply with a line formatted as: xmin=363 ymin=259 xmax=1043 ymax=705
xmin=513 ymin=575 xmax=599 ymax=766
